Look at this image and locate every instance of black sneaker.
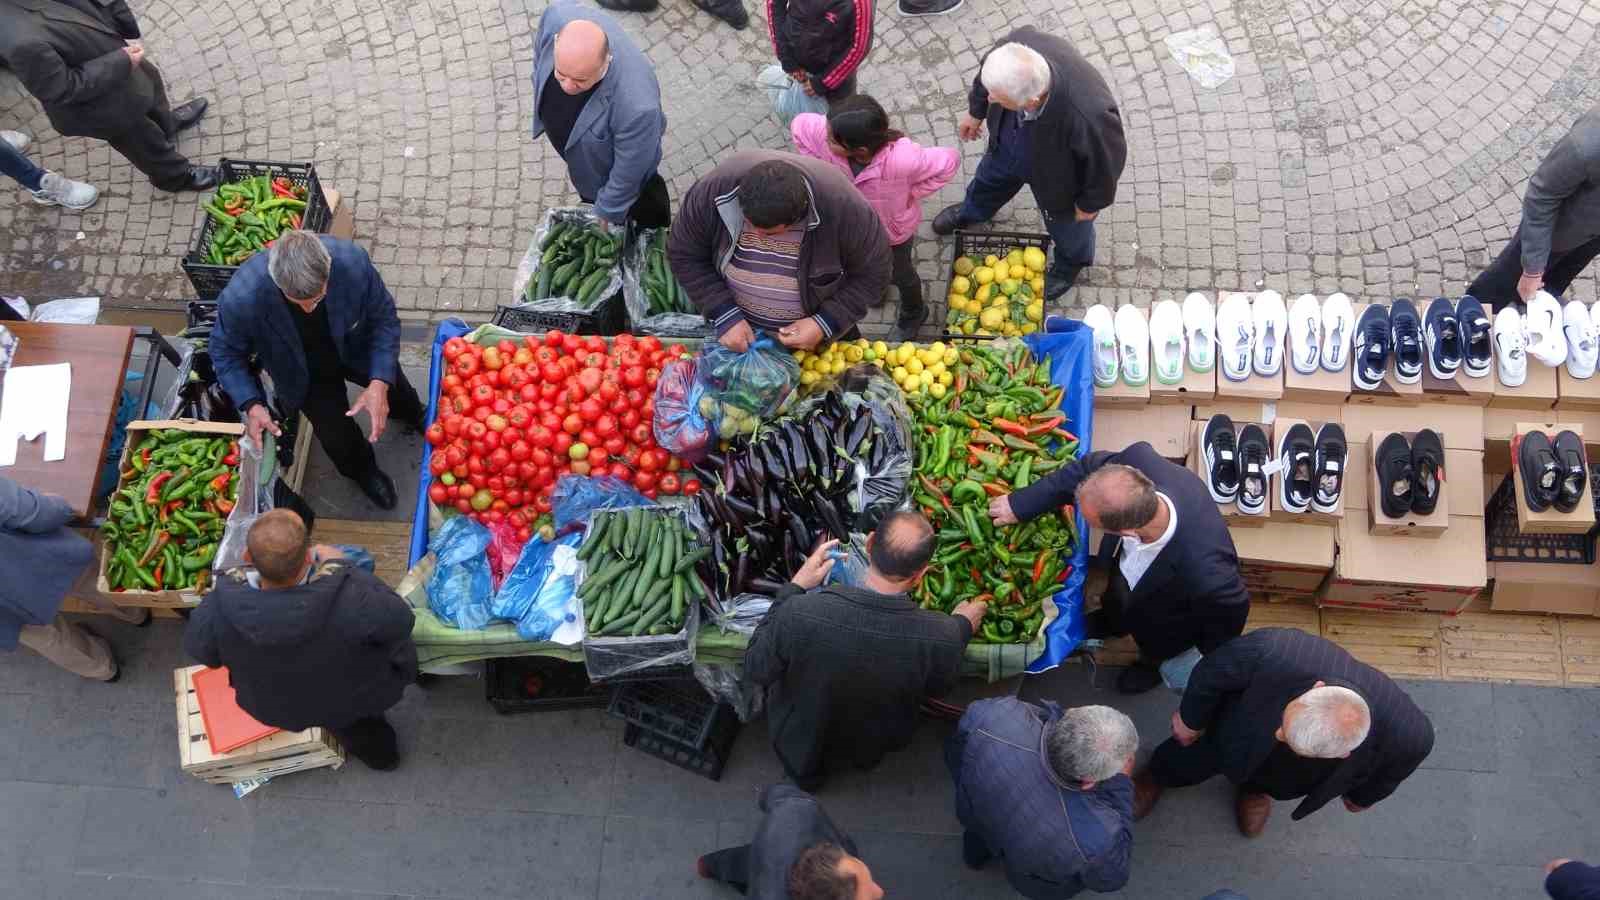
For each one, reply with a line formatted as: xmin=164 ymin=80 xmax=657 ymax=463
xmin=1311 ymin=423 xmax=1347 ymax=513
xmin=1423 ymin=298 xmax=1462 ymax=380
xmin=1375 ymin=432 xmax=1414 ymax=518
xmin=1352 ymin=304 xmax=1391 ymax=390
xmin=1518 ymin=430 xmax=1559 ymax=513
xmin=1390 ymin=298 xmax=1423 ymax=384
xmin=1409 ymin=429 xmax=1444 ymax=514
xmin=1456 ymin=295 xmax=1493 ymax=378
xmin=1552 ymin=430 xmax=1588 ymax=514
xmin=1236 ymin=424 xmax=1270 ymax=515
xmin=1202 ymin=414 xmax=1240 ymax=503
xmin=1275 ymin=422 xmax=1316 ymax=513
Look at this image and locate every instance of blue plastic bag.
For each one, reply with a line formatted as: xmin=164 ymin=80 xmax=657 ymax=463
xmin=426 ymin=515 xmax=497 ymax=631
xmin=506 ymin=533 xmax=585 ymax=641
xmin=489 ymin=531 xmax=577 ymax=621
xmin=318 ymin=544 xmax=374 ymax=574
xmin=551 ymin=474 xmax=650 ymax=531
xmin=698 ymin=334 xmax=799 ymax=439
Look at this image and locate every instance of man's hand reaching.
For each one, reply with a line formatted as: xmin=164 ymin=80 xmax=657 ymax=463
xmin=347 ymin=380 xmax=390 ymax=443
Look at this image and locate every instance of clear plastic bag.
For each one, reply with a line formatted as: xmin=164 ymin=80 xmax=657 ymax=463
xmin=511 ymin=206 xmax=624 ymax=313
xmin=759 ymin=64 xmax=828 ymax=127
xmin=652 ymin=357 xmax=715 ymax=462
xmin=552 ymin=473 xmax=650 ymax=531
xmin=698 ymin=334 xmax=800 ymax=439
xmin=792 ymin=364 xmax=916 ymax=531
xmin=214 ymin=431 xmax=277 ymax=573
xmin=622 ymin=228 xmax=713 ymax=337
xmin=580 ymin=505 xmax=699 ymax=680
xmin=702 ymin=591 xmax=774 ymax=636
xmin=1164 ymin=27 xmax=1235 ymax=88
xmin=694 ymin=662 xmax=764 ymax=723
xmin=30 ymin=296 xmax=101 ymax=324
xmin=426 ymin=515 xmax=498 ymax=631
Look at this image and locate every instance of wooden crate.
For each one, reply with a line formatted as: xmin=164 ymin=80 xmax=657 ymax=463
xmin=1439 ymin=612 xmax=1565 ymax=685
xmin=174 ymin=666 xmax=343 ymax=784
xmin=1320 ymin=609 xmax=1444 ymax=680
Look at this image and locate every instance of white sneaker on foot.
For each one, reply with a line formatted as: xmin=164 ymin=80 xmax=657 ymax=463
xmin=1115 ymin=304 xmax=1150 ymax=386
xmin=1251 ymin=290 xmax=1287 ymax=377
xmin=1288 ymin=293 xmax=1321 ymax=375
xmin=1085 ymin=304 xmax=1118 ymax=388
xmin=1217 ymin=292 xmax=1254 ymax=382
xmin=29 ymin=171 xmax=99 ymax=210
xmin=1149 ymin=300 xmax=1186 ymax=384
xmin=1321 ymin=292 xmax=1354 ymax=372
xmin=1 ymin=130 xmax=29 ymax=152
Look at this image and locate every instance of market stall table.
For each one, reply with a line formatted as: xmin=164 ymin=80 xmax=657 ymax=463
xmin=1 ymin=321 xmax=134 ymax=517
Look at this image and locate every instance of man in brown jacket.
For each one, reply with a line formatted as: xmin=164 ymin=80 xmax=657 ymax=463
xmin=668 ymin=149 xmax=891 ymax=352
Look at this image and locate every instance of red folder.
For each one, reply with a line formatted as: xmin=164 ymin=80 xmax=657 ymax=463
xmin=191 ymin=666 xmax=281 ymax=754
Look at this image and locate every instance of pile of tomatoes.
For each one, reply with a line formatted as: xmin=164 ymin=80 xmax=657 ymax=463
xmin=425 ymin=330 xmax=702 ymax=543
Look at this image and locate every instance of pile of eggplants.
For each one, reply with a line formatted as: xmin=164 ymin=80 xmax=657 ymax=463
xmin=689 ymin=370 xmax=912 ymax=599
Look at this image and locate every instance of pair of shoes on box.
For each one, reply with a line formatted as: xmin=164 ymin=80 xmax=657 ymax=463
xmin=1285 ymin=293 xmax=1355 ymax=375
xmin=1517 ymin=429 xmax=1588 ymax=513
xmin=1493 ymin=291 xmax=1599 ymax=385
xmin=1373 ymin=430 xmax=1444 ymax=517
xmin=1201 ymin=415 xmax=1347 ymax=515
xmin=1275 ymin=421 xmax=1347 ymax=514
xmin=1215 ymin=291 xmax=1289 ymax=381
xmin=1351 ymin=299 xmax=1427 ymax=389
xmin=1088 ymin=294 xmax=1220 ymax=389
xmin=1413 ymin=297 xmax=1494 ymax=382
xmin=1084 ymin=303 xmax=1149 ymax=388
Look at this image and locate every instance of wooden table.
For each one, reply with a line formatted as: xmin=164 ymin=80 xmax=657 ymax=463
xmin=1 ymin=322 xmax=134 ymax=517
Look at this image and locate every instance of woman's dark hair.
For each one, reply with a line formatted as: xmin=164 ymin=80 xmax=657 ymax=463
xmin=741 ymin=160 xmax=811 ymax=228
xmin=826 ymin=94 xmax=904 ymax=156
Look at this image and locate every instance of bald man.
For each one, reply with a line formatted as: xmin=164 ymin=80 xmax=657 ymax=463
xmin=989 ymin=441 xmax=1249 ymax=695
xmin=183 ymin=509 xmax=417 ymax=770
xmin=533 ymin=2 xmax=670 ymax=230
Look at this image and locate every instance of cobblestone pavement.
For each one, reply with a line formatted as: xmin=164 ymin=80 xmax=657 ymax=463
xmin=4 ymin=0 xmax=1600 ymax=336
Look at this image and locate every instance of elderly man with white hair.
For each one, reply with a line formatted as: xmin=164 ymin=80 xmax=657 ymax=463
xmin=933 ymin=28 xmax=1126 ymax=302
xmin=1135 ymin=627 xmax=1434 ymax=837
xmin=946 ymin=698 xmax=1138 ymax=898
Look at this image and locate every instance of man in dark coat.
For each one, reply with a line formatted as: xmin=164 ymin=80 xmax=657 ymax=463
xmin=990 ymin=441 xmax=1249 ymax=694
xmin=697 ymin=784 xmax=883 ymax=899
xmin=210 ymin=230 xmax=423 ymax=510
xmin=947 ymin=698 xmax=1137 ymax=898
xmin=0 ymin=0 xmax=216 ymax=192
xmin=933 ymin=28 xmax=1127 ymax=301
xmin=184 ymin=509 xmax=417 ymax=770
xmin=1134 ymin=627 xmax=1434 ymax=837
xmin=1547 ymin=859 xmax=1600 ymax=900
xmin=744 ymin=510 xmax=987 ymax=789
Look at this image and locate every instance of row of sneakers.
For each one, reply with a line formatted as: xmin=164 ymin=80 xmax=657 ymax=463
xmin=1083 ymin=297 xmax=1220 ymax=389
xmin=1516 ymin=429 xmax=1589 ymax=513
xmin=1200 ymin=414 xmax=1348 ymax=515
xmin=1372 ymin=431 xmax=1445 ymax=518
xmin=1347 ymin=297 xmax=1491 ymax=390
xmin=1492 ymin=291 xmax=1600 ymax=386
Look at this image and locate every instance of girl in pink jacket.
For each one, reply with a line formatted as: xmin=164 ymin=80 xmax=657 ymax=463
xmin=791 ymin=95 xmax=960 ymax=342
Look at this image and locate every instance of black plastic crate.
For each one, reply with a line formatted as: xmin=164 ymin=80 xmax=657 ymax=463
xmin=1484 ymin=469 xmax=1600 ymax=564
xmin=622 ymin=704 xmax=741 ymax=781
xmin=486 ymin=656 xmax=612 ymax=714
xmin=181 ymin=160 xmax=332 ymax=300
xmin=607 ymin=678 xmax=721 ymax=749
xmin=493 ymin=289 xmax=627 ymax=336
xmin=185 ymin=300 xmax=218 ymax=330
xmin=940 ymin=228 xmax=1053 ymax=342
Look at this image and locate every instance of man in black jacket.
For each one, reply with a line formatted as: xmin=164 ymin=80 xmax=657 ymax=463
xmin=745 ymin=510 xmax=987 ymax=789
xmin=990 ymin=441 xmax=1249 ymax=694
xmin=933 ymin=28 xmax=1127 ymax=301
xmin=183 ymin=509 xmax=418 ymax=770
xmin=0 ymin=0 xmax=216 ymax=192
xmin=1134 ymin=627 xmax=1434 ymax=838
xmin=698 ymin=784 xmax=883 ymax=899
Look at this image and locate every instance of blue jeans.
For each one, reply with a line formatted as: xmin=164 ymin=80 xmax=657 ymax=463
xmin=0 ymin=137 xmax=44 ymax=192
xmin=958 ymin=110 xmax=1097 ymax=281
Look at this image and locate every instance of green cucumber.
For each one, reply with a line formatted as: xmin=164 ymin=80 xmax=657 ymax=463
xmin=672 ymin=548 xmax=710 ymax=575
xmin=600 ymin=609 xmax=641 ymax=636
xmin=632 ymin=594 xmax=672 ymax=636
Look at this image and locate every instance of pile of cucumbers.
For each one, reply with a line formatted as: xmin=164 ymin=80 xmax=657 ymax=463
xmin=637 ymin=229 xmax=695 ymax=316
xmin=577 ymin=506 xmax=708 ymax=637
xmin=526 ymin=215 xmax=622 ymax=308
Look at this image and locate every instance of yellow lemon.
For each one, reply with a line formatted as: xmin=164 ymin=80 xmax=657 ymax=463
xmin=950 ymin=275 xmax=971 ymax=295
xmin=799 ymin=370 xmax=820 ymax=386
xmin=845 ymin=345 xmax=864 ymax=362
xmin=1006 ymin=249 xmax=1024 ymax=267
xmin=891 ymin=365 xmax=909 ymax=383
xmin=979 ymin=307 xmax=1007 ymax=329
xmin=872 ymin=340 xmax=889 ymax=357
xmin=1022 ymin=322 xmax=1038 ymax=334
xmin=999 ymin=279 xmax=1020 ymax=296
xmin=938 ymin=369 xmax=954 ymax=386
xmin=984 ymin=254 xmax=1000 ymax=269
xmin=830 ymin=359 xmax=847 ymax=375
xmin=905 ymin=357 xmax=925 ymax=375
xmin=919 ymin=370 xmax=935 ymax=387
xmin=1026 ymin=302 xmax=1044 ymax=323
xmin=928 ymin=361 xmax=947 ymax=378
xmin=972 ymin=266 xmax=995 ymax=286
xmin=943 ymin=348 xmax=958 ymax=366
xmin=1009 ymin=264 xmax=1028 ymax=280
xmin=1031 ymin=276 xmax=1045 ymax=295
xmin=1023 ymin=247 xmax=1047 ymax=271
xmin=953 ymin=256 xmax=975 ymax=276
xmin=929 ymin=382 xmax=947 ymax=399
xmin=975 ymin=283 xmax=993 ymax=303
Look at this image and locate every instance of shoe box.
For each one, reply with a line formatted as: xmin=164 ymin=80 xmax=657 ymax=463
xmin=1489 ymin=560 xmax=1600 ymax=617
xmin=1095 ymin=375 xmax=1150 ymax=407
xmin=1193 ymin=400 xmax=1344 ymax=428
xmin=1422 ymin=361 xmax=1495 ymax=407
xmin=1510 ymin=422 xmax=1597 ymax=534
xmin=1187 ymin=419 xmax=1270 ymax=524
xmin=1342 ymin=430 xmax=1483 ymax=532
xmin=1148 ymin=357 xmax=1216 ymax=405
xmin=1282 ymin=357 xmax=1351 ymax=405
xmin=1485 ymin=408 xmax=1600 ymax=468
xmin=1092 ymin=403 xmax=1192 ymax=462
xmin=1228 ymin=519 xmax=1335 ymax=601
xmin=1347 ymin=303 xmax=1424 ymax=406
xmin=1557 ymin=364 xmax=1600 ymax=411
xmin=1214 ymin=366 xmax=1284 ymax=403
xmin=1319 ymin=513 xmax=1486 ymax=613
xmin=1268 ymin=417 xmax=1343 ymax=524
xmin=1487 ymin=357 xmax=1558 ymax=411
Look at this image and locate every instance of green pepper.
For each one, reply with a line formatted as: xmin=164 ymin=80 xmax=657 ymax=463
xmin=116 ymin=547 xmax=159 ymax=590
xmin=181 ymin=543 xmax=217 ymax=572
xmin=980 ymin=621 xmax=1006 ymax=642
xmin=951 ymin=479 xmax=986 ymax=505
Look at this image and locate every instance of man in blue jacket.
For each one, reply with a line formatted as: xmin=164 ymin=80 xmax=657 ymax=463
xmin=946 ymin=698 xmax=1137 ymax=898
xmin=533 ymin=2 xmax=669 ymax=230
xmin=211 ymin=231 xmax=421 ymax=510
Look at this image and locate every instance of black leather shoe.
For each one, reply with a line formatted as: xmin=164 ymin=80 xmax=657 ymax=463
xmin=171 ymin=98 xmax=208 ymax=132
xmin=356 ymin=468 xmax=398 ymax=510
xmin=1116 ymin=662 xmax=1163 ymax=695
xmin=1045 ymin=267 xmax=1081 ymax=302
xmin=173 ymin=166 xmax=220 ymax=192
xmin=596 ymin=0 xmax=659 ymax=10
xmin=692 ymin=0 xmax=748 ymax=28
xmin=932 ymin=203 xmax=970 ymax=236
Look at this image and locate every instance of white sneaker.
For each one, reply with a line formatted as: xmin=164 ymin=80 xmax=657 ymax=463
xmin=1524 ymin=291 xmax=1567 ymax=367
xmin=1084 ymin=304 xmax=1118 ymax=388
xmin=1494 ymin=306 xmax=1527 ymax=388
xmin=1217 ymin=292 xmax=1254 ymax=382
xmin=1320 ymin=293 xmax=1354 ymax=372
xmin=1563 ymin=299 xmax=1598 ymax=379
xmin=1115 ymin=304 xmax=1150 ymax=387
xmin=1149 ymin=300 xmax=1186 ymax=384
xmin=0 ymin=130 xmax=29 ymax=152
xmin=29 ymin=172 xmax=98 ymax=210
xmin=1182 ymin=292 xmax=1215 ymax=373
xmin=1288 ymin=293 xmax=1321 ymax=375
xmin=1251 ymin=290 xmax=1288 ymax=377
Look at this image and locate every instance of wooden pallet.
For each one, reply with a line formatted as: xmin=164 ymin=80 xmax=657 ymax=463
xmin=310 ymin=519 xmax=416 ymax=587
xmin=1439 ymin=612 xmax=1565 ymax=685
xmin=174 ymin=666 xmax=343 ymax=784
xmin=1562 ymin=618 xmax=1600 ymax=686
xmin=1319 ymin=609 xmax=1443 ymax=680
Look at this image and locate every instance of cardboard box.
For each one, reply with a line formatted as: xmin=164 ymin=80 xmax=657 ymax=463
xmin=1511 ymin=423 xmax=1596 ymax=534
xmin=1094 ymin=404 xmax=1191 ymax=461
xmin=1193 ymin=401 xmax=1344 ymax=426
xmin=1319 ymin=514 xmax=1487 ymax=612
xmin=1341 ymin=403 xmax=1484 ymax=452
xmin=1346 ymin=304 xmax=1423 ymax=406
xmin=1364 ymin=431 xmax=1449 ymax=536
xmin=1282 ymin=363 xmax=1351 ymax=404
xmin=1229 ymin=520 xmax=1334 ymax=599
xmin=1268 ymin=417 xmax=1343 ymax=524
xmin=1488 ymin=360 xmax=1558 ymax=410
xmin=1446 ymin=448 xmax=1486 ymax=517
xmin=1486 ymin=408 xmax=1600 ymax=467
xmin=1422 ymin=363 xmax=1495 ymax=407
xmin=1149 ymin=358 xmax=1216 ymax=405
xmin=1490 ymin=561 xmax=1600 ymax=616
xmin=1214 ymin=368 xmax=1284 ymax=403
xmin=1557 ymin=365 xmax=1600 ymax=411
xmin=1188 ymin=420 xmax=1268 ymax=524
xmin=1094 ymin=375 xmax=1150 ymax=407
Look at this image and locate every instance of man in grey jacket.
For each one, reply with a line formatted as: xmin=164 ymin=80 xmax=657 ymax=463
xmin=532 ymin=1 xmax=669 ymax=229
xmin=1469 ymin=103 xmax=1600 ymax=310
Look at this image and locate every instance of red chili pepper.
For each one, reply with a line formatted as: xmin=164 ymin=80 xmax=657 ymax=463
xmin=970 ymin=568 xmax=983 ymax=586
xmin=162 ymin=499 xmax=182 ymax=519
xmin=140 ymin=448 xmax=152 ymax=465
xmin=982 ymin=482 xmax=1008 ymax=498
xmin=153 ymin=562 xmax=163 ymax=585
xmin=290 ymin=213 xmax=302 ymax=229
xmin=1033 ymin=553 xmax=1048 ymax=582
xmin=145 ymin=471 xmax=174 ymax=504
xmin=1059 ymin=564 xmax=1073 ymax=583
xmin=1062 ymin=505 xmax=1075 ymax=522
xmin=1023 ymin=415 xmax=1066 ymax=437
xmin=954 ymin=370 xmax=967 ymax=396
xmin=271 ymin=182 xmax=296 ymax=198
xmin=970 ymin=429 xmax=1005 ymax=447
xmin=263 ymin=240 xmax=275 ymax=249
xmin=992 ymin=418 xmax=1030 ymax=438
xmin=209 ymin=472 xmax=232 ymax=493
xmin=215 ymin=497 xmax=235 ymax=515
xmin=228 ymin=208 xmax=243 ymax=217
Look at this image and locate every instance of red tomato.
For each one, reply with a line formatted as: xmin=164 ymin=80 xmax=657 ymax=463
xmin=658 ymin=473 xmax=681 ymax=494
xmin=603 ymin=435 xmax=626 ymax=455
xmin=445 ymin=445 xmax=466 ymax=466
xmin=570 ymin=459 xmax=591 ymax=476
xmin=509 ymin=440 xmax=531 ymax=462
xmin=517 ymin=526 xmax=533 ymax=543
xmin=489 ymin=447 xmax=511 ymax=472
xmin=622 ymin=366 xmax=645 ymax=389
xmin=428 ymin=454 xmax=450 ymax=476
xmin=442 ymin=372 xmax=463 ymax=391
xmin=597 ymin=381 xmax=620 ymax=404
xmin=622 ymin=445 xmax=642 ymax=468
xmin=643 ymin=488 xmax=659 ymax=500
xmin=425 ymin=423 xmax=445 ymax=446
xmin=428 ymin=483 xmax=449 ymax=504
xmin=539 ymin=381 xmax=561 ymax=401
xmin=491 ymin=397 xmax=512 ymax=415
xmin=594 ymin=414 xmax=618 ymax=438
xmin=443 ymin=336 xmax=468 ymax=361
xmin=630 ymin=423 xmax=652 ymax=445
xmin=535 ymin=465 xmax=556 ymax=487
xmin=583 ymin=335 xmax=607 ymax=354
xmin=580 ymin=351 xmax=606 ymax=370
xmin=454 ymin=354 xmax=481 ymax=377
xmin=540 ymin=362 xmax=564 ymax=383
xmin=487 ymin=475 xmax=506 ymax=492
xmin=544 ymin=329 xmax=566 ymax=347
xmin=486 ymin=415 xmax=508 ymax=433
xmin=531 ymin=447 xmax=553 ymax=467
xmin=456 ymin=483 xmax=475 ymax=500
xmin=617 ymin=348 xmax=644 ymax=368
xmin=534 ymin=345 xmax=559 ymax=366
xmin=624 ymin=387 xmax=648 ymax=409
xmin=619 ymin=408 xmax=641 ymax=430
xmin=645 ymin=368 xmax=660 ymax=388
xmin=529 ymin=425 xmax=554 ymax=448
xmin=638 ymin=450 xmax=663 ymax=473
xmin=558 ymin=356 xmax=579 ymax=376
xmin=455 ymin=498 xmax=473 ymax=514
xmin=665 ymin=343 xmax=689 ymax=358
xmin=505 ymin=489 xmax=524 ymax=507
xmin=638 ymin=336 xmax=662 ymax=354
xmin=452 ymin=464 xmax=468 ymax=479
xmin=634 ymin=470 xmax=657 ymax=491
xmin=497 ymin=339 xmax=517 ymax=357
xmin=536 ymin=495 xmax=554 ymax=514
xmin=577 ymin=367 xmax=604 ymax=395
xmin=519 ymin=383 xmax=538 ymax=402
xmin=553 ymin=433 xmax=573 ymax=456
xmin=518 ymin=460 xmax=538 ymax=481
xmin=468 ymin=456 xmax=486 ymax=477
xmin=469 ymin=383 xmax=493 ymax=406
xmin=608 ymin=394 xmax=631 ymax=415
xmin=579 ymin=429 xmax=600 ymax=449
xmin=587 ymin=444 xmax=607 ymax=463
xmin=471 ymin=406 xmax=491 ymax=423
xmin=506 ymin=406 xmax=531 ymax=429
xmin=614 ymin=333 xmax=635 ymax=347
xmin=502 ymin=365 xmax=530 ymax=390
xmin=562 ymin=334 xmax=583 ymax=355
xmin=482 ymin=431 xmax=502 ymax=451
xmin=562 ymin=413 xmax=583 ymax=435
xmin=683 ymin=477 xmax=702 ymax=496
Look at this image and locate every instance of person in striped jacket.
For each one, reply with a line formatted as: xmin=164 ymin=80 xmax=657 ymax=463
xmin=767 ymin=0 xmax=874 ymax=105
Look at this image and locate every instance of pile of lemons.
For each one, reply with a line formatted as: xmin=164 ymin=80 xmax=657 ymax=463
xmin=945 ymin=246 xmax=1048 ymax=336
xmin=795 ymin=339 xmax=961 ymax=398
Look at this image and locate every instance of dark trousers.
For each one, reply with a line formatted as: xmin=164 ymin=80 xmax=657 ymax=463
xmin=1468 ymin=227 xmax=1600 ymax=311
xmin=822 ymin=74 xmax=857 ymax=106
xmin=0 ymin=137 xmax=45 ymax=191
xmin=891 ymin=238 xmax=924 ymax=318
xmin=702 ymin=844 xmax=753 ymax=893
xmin=329 ymin=714 xmax=399 ymax=770
xmin=299 ymin=367 xmax=425 ymax=480
xmin=1149 ymin=734 xmax=1293 ymax=802
xmin=102 ymin=61 xmax=191 ymax=191
xmin=582 ymin=171 xmax=671 ymax=229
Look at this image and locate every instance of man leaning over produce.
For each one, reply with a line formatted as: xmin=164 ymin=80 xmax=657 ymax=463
xmin=668 ymin=149 xmax=891 ymax=353
xmin=745 ymin=510 xmax=987 ymax=789
xmin=211 ymin=230 xmax=424 ymax=510
xmin=184 ymin=509 xmax=418 ymax=771
xmin=989 ymin=443 xmax=1249 ymax=695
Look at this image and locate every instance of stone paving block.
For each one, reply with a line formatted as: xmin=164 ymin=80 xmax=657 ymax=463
xmin=74 ymin=781 xmax=258 ymax=884
xmin=595 ymin=814 xmax=721 ymax=900
xmin=0 ymin=781 xmax=88 ymax=875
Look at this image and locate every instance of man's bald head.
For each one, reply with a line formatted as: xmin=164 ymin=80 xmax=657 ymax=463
xmin=1078 ymin=464 xmax=1159 ymax=533
xmin=246 ymin=509 xmax=311 ymax=587
xmin=867 ymin=510 xmax=936 ymax=580
xmin=553 ymin=20 xmax=611 ymax=94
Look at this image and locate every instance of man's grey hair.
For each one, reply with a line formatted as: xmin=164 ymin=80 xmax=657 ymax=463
xmin=268 ymin=230 xmax=332 ymax=301
xmin=980 ymin=43 xmax=1051 ymax=105
xmin=1045 ymin=705 xmax=1139 ymax=783
xmin=1285 ymin=685 xmax=1371 ymax=758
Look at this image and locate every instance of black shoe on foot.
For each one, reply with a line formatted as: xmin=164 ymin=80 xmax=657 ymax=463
xmin=899 ymin=0 xmax=964 ymax=14
xmin=173 ymin=166 xmax=220 ymax=192
xmin=932 ymin=203 xmax=971 ymax=236
xmin=961 ymin=830 xmax=993 ymax=870
xmin=1044 ymin=267 xmax=1080 ymax=303
xmin=1409 ymin=428 xmax=1444 ymax=514
xmin=1375 ymin=432 xmax=1414 ymax=518
xmin=886 ymin=304 xmax=928 ymax=344
xmin=597 ymin=0 xmax=661 ymax=10
xmin=691 ymin=0 xmax=748 ymax=28
xmin=1117 ymin=661 xmax=1163 ymax=695
xmin=171 ymin=98 xmax=209 ymax=132
xmin=1553 ymin=430 xmax=1588 ymax=513
xmin=356 ymin=468 xmax=398 ymax=510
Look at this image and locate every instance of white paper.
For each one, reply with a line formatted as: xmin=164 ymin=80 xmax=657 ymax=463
xmin=547 ymin=543 xmax=585 ymax=646
xmin=232 ymin=775 xmax=271 ymax=798
xmin=0 ymin=362 xmax=72 ymax=465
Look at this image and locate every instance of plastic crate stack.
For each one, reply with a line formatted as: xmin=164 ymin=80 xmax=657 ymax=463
xmin=608 ymin=678 xmax=741 ymax=781
xmin=485 ymin=657 xmax=612 ymax=714
xmin=1484 ymin=466 xmax=1600 ymax=564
